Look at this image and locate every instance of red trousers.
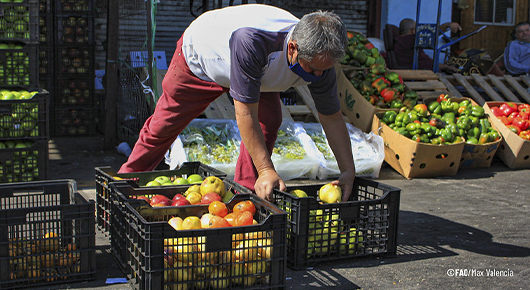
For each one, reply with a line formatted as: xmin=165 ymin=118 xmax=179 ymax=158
xmin=118 ymin=37 xmax=283 ymax=192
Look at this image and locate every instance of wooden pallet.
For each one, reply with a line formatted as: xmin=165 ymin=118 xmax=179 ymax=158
xmin=391 ymin=69 xmax=450 ymax=100
xmin=440 ymin=74 xmax=530 ymax=106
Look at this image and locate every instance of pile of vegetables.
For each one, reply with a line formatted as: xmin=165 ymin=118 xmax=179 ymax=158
xmin=380 ymin=94 xmax=501 ymax=145
xmin=342 ymin=32 xmax=386 ymax=68
xmin=489 ymin=102 xmax=530 ymax=140
xmin=344 ymin=66 xmax=419 ymax=109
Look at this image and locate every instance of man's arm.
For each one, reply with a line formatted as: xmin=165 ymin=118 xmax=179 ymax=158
xmin=504 ymin=41 xmax=530 ymax=75
xmin=319 ymin=110 xmax=356 ymax=201
xmin=233 ymin=99 xmax=286 ymax=200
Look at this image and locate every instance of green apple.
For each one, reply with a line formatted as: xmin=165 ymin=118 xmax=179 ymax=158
xmin=145 ymin=180 xmax=161 ymax=187
xmin=0 ymin=115 xmax=13 ymax=129
xmin=1 ymin=91 xmax=16 ymax=100
xmin=20 ymin=115 xmax=36 ymax=130
xmin=186 ymin=173 xmax=203 ymax=184
xmin=339 ymin=228 xmax=364 ymax=252
xmin=173 ymin=177 xmax=189 ymax=185
xmin=154 ymin=175 xmax=171 ymax=185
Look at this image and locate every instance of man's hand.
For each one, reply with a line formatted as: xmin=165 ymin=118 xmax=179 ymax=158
xmin=254 ymin=168 xmax=286 ymax=201
xmin=332 ymin=169 xmax=356 ymax=202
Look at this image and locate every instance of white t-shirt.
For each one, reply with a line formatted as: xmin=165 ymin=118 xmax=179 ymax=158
xmin=181 ymin=4 xmax=340 ymax=115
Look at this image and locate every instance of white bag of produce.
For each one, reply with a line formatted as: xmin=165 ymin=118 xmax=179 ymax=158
xmin=299 ymin=122 xmax=385 ymax=179
xmin=165 ymin=119 xmax=241 ymax=177
xmin=271 ymin=119 xmax=321 ymax=180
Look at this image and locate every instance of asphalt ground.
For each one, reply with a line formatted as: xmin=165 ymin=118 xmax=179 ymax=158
xmin=25 ymin=135 xmax=530 ymax=290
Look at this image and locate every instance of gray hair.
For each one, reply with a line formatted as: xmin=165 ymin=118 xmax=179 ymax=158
xmin=291 ymin=10 xmax=347 ymax=63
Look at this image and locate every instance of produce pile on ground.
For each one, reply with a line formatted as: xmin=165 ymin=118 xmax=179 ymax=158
xmin=380 ymin=94 xmax=501 ymax=145
xmin=488 ymin=102 xmax=530 ymax=140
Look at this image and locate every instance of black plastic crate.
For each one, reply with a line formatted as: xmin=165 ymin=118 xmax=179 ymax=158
xmin=0 ymin=89 xmax=49 ymax=140
xmin=38 ymin=45 xmax=54 ymax=77
xmin=94 ymin=162 xmax=228 ymax=233
xmin=55 ymin=0 xmax=93 ymax=13
xmin=108 ymin=179 xmax=252 ymax=278
xmin=0 ymin=42 xmax=39 ymax=87
xmin=122 ymin=192 xmax=286 ymax=290
xmin=54 ymin=78 xmax=94 ymax=107
xmin=52 ymin=106 xmax=95 ymax=136
xmin=54 ymin=15 xmax=94 ymax=45
xmin=0 ymin=139 xmax=48 ymax=183
xmin=272 ymin=178 xmax=401 ymax=269
xmin=0 ymin=179 xmax=96 ymax=289
xmin=38 ymin=14 xmax=53 ymax=45
xmin=0 ymin=0 xmax=39 ymax=43
xmin=54 ymin=45 xmax=94 ymax=76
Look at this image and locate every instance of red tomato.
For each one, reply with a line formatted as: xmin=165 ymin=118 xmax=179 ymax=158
xmin=233 ymin=200 xmax=256 ymax=215
xmin=235 ymin=211 xmax=254 ymax=227
xmin=224 ymin=212 xmax=239 ymax=226
xmin=208 ymin=215 xmax=231 ymax=228
xmin=208 ymin=201 xmax=229 ymax=217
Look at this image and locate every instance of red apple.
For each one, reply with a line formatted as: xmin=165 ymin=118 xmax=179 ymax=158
xmin=131 ymin=195 xmax=150 ymax=203
xmin=171 ymin=198 xmax=191 ymax=207
xmin=172 ymin=193 xmax=186 ymax=202
xmin=150 ymin=194 xmax=171 ymax=206
xmin=200 ymin=192 xmax=222 ymax=205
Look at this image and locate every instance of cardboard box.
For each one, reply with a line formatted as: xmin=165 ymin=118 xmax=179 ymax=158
xmin=484 ymin=102 xmax=530 ymax=169
xmin=372 ymin=113 xmax=464 ymax=179
xmin=336 ymin=65 xmax=396 ymax=132
xmin=423 ymin=97 xmax=502 ymax=169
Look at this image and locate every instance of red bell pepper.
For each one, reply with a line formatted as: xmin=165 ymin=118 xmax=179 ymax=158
xmin=364 ymin=43 xmax=375 ymax=50
xmin=380 ymin=87 xmax=397 ymax=102
xmin=490 ymin=106 xmax=504 ymax=117
xmin=499 ymin=102 xmax=517 ymax=116
xmin=436 ymin=94 xmax=449 ymax=103
xmin=518 ymin=103 xmax=530 ymax=113
xmin=371 ymin=77 xmax=389 ymax=92
xmin=498 ymin=115 xmax=511 ymax=126
xmin=507 ymin=112 xmax=521 ymax=124
xmin=512 ymin=117 xmax=530 ymax=131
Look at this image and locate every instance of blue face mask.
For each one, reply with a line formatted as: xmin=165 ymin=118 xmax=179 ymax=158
xmin=289 ymin=62 xmax=323 ymax=82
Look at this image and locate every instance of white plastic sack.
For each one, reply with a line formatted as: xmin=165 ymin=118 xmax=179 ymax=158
xmin=271 ymin=119 xmax=321 ymax=180
xmin=165 ymin=119 xmax=241 ymax=177
xmin=299 ymin=122 xmax=385 ymax=179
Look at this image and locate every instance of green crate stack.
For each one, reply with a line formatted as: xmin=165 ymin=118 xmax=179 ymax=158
xmin=1 ymin=0 xmax=49 ymax=183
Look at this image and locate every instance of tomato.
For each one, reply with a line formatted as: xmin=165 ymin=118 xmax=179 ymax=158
xmin=208 ymin=215 xmax=231 ymax=228
xmin=224 ymin=212 xmax=239 ymax=226
xmin=233 ymin=200 xmax=256 ymax=215
xmin=235 ymin=211 xmax=254 ymax=227
xmin=208 ymin=201 xmax=229 ymax=217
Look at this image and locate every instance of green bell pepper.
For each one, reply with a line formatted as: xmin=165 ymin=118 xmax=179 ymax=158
xmin=382 ymin=110 xmax=397 ymax=124
xmin=471 ymin=105 xmax=485 ymax=118
xmin=467 ymin=127 xmax=481 ymax=139
xmin=456 ymin=116 xmax=471 ymax=130
xmin=428 ymin=101 xmax=442 ymax=115
xmin=442 ymin=112 xmax=456 ymax=124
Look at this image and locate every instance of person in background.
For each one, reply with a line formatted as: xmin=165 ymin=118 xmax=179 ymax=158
xmin=504 ymin=21 xmax=530 ymax=75
xmin=118 ymin=4 xmax=356 ymax=201
xmin=393 ymin=18 xmax=460 ymax=73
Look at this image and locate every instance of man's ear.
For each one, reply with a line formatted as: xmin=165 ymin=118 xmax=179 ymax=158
xmin=287 ymin=41 xmax=297 ymax=55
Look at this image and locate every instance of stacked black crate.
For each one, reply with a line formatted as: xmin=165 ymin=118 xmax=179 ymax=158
xmin=53 ymin=0 xmax=96 ymax=136
xmin=38 ymin=0 xmax=53 ymax=94
xmin=0 ymin=0 xmax=49 ymax=182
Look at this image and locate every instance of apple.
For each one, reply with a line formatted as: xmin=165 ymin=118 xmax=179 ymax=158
xmin=200 ymin=213 xmax=214 ymax=229
xmin=172 ymin=193 xmax=186 ymax=202
xmin=181 ymin=216 xmax=201 ymax=230
xmin=171 ymin=198 xmax=191 ymax=207
xmin=200 ymin=176 xmax=225 ymax=197
xmin=290 ymin=189 xmax=308 ymax=197
xmin=186 ymin=191 xmax=202 ymax=205
xmin=200 ymin=192 xmax=222 ymax=204
xmin=318 ymin=183 xmax=342 ymax=203
xmin=186 ymin=173 xmax=203 ymax=184
xmin=133 ymin=195 xmax=150 ymax=203
xmin=168 ymin=216 xmax=183 ymax=231
xmin=150 ymin=194 xmax=171 ymax=206
xmin=173 ymin=177 xmax=189 ymax=185
xmin=184 ymin=184 xmax=200 ymax=196
xmin=154 ymin=175 xmax=171 ymax=185
xmin=145 ymin=180 xmax=161 ymax=187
